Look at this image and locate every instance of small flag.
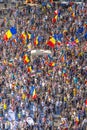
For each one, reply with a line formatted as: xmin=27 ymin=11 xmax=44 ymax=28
xmin=75 ymin=117 xmax=79 ymax=125
xmin=21 ymin=32 xmax=26 ymax=40
xmin=32 ymin=89 xmax=37 ymax=99
xmin=23 ymin=54 xmax=30 ymax=64
xmin=52 ymin=15 xmax=58 ymax=23
xmin=49 ymin=62 xmax=55 ymax=67
xmin=4 ymin=27 xmax=17 ymax=40
xmin=28 ymin=33 xmax=31 ymax=39
xmin=27 ymin=66 xmax=32 ymax=73
xmin=47 ymin=36 xmax=56 ymax=48
xmin=34 ymin=37 xmax=38 ymax=46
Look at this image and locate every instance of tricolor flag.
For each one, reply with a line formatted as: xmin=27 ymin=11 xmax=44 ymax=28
xmin=20 ymin=32 xmax=27 ymax=44
xmin=28 ymin=33 xmax=31 ymax=39
xmin=23 ymin=54 xmax=30 ymax=64
xmin=21 ymin=32 xmax=31 ymax=43
xmin=27 ymin=66 xmax=32 ymax=73
xmin=47 ymin=36 xmax=56 ymax=48
xmin=34 ymin=37 xmax=38 ymax=46
xmin=21 ymin=32 xmax=26 ymax=40
xmin=32 ymin=89 xmax=37 ymax=99
xmin=52 ymin=15 xmax=58 ymax=23
xmin=75 ymin=117 xmax=79 ymax=125
xmin=4 ymin=27 xmax=17 ymax=40
xmin=49 ymin=62 xmax=55 ymax=67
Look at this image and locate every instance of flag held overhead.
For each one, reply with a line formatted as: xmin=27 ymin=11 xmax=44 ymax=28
xmin=47 ymin=36 xmax=56 ymax=48
xmin=4 ymin=27 xmax=17 ymax=40
xmin=10 ymin=27 xmax=17 ymax=35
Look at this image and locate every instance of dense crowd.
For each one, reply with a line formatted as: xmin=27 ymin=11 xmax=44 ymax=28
xmin=0 ymin=1 xmax=87 ymax=130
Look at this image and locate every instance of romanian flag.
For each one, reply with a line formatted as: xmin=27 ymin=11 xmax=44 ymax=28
xmin=75 ymin=117 xmax=79 ymax=125
xmin=75 ymin=38 xmax=79 ymax=44
xmin=21 ymin=32 xmax=31 ymax=40
xmin=34 ymin=37 xmax=38 ymax=46
xmin=21 ymin=32 xmax=27 ymax=40
xmin=32 ymin=89 xmax=37 ymax=99
xmin=4 ymin=27 xmax=17 ymax=40
xmin=28 ymin=33 xmax=31 ymax=39
xmin=47 ymin=36 xmax=56 ymax=48
xmin=52 ymin=15 xmax=58 ymax=23
xmin=23 ymin=54 xmax=30 ymax=64
xmin=49 ymin=62 xmax=55 ymax=67
xmin=27 ymin=66 xmax=32 ymax=73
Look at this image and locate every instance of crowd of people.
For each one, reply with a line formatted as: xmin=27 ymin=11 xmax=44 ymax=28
xmin=0 ymin=1 xmax=87 ymax=130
